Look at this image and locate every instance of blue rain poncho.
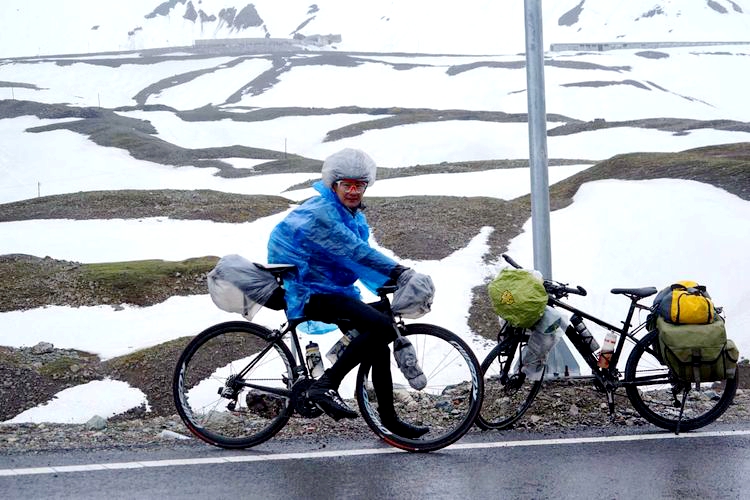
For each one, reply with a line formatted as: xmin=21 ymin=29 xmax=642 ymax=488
xmin=267 ymin=181 xmax=398 ymax=319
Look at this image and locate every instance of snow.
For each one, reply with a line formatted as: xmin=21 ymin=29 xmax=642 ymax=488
xmin=0 ymin=0 xmax=749 ymax=424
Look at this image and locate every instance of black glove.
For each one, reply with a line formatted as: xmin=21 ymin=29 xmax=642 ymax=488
xmin=389 ymin=264 xmax=411 ymax=280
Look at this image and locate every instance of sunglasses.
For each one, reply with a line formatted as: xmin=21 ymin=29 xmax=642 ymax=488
xmin=336 ymin=179 xmax=368 ymax=193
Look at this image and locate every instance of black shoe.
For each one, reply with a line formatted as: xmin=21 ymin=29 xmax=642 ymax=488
xmin=378 ymin=411 xmax=430 ymax=439
xmin=307 ymin=376 xmax=358 ymax=421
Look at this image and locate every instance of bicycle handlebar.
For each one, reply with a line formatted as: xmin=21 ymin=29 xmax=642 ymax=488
xmin=502 ymin=254 xmax=523 ymax=269
xmin=545 ymin=281 xmax=587 ymax=298
xmin=500 ymin=254 xmax=587 ymax=298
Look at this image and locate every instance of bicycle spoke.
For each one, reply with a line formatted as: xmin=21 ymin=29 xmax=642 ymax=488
xmin=625 ymin=330 xmax=737 ymax=432
xmin=356 ymin=323 xmax=482 ymax=452
xmin=173 ymin=322 xmax=295 ymax=449
xmin=477 ymin=338 xmax=542 ymax=430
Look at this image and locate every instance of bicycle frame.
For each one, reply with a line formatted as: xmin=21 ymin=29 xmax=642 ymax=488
xmin=235 ymin=292 xmax=399 ymax=400
xmin=479 ymin=254 xmax=738 ymax=433
xmin=175 ymin=263 xmax=484 ymax=452
xmin=538 ymin=292 xmax=655 ymax=415
xmin=549 ymin=295 xmax=652 ymax=381
xmin=229 ymin=320 xmax=306 ymax=399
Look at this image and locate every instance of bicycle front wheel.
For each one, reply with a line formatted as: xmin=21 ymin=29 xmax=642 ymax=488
xmin=476 ymin=335 xmax=542 ymax=430
xmin=355 ymin=323 xmax=483 ymax=452
xmin=173 ymin=321 xmax=296 ymax=449
xmin=624 ymin=330 xmax=737 ymax=432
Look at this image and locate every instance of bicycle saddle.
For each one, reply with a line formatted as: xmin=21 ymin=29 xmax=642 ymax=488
xmin=255 ymin=263 xmax=296 ymax=277
xmin=610 ymin=287 xmax=657 ymax=298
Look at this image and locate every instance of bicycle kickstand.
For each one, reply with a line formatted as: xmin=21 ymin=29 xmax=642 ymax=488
xmin=606 ymin=389 xmax=617 ymax=421
xmin=674 ymin=390 xmax=689 ymax=436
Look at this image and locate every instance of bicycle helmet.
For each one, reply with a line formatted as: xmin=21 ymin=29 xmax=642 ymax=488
xmin=321 ymin=148 xmax=377 ymax=188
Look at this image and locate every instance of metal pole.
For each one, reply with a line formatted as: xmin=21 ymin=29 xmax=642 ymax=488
xmin=524 ymin=0 xmax=552 ymax=279
xmin=524 ymin=1 xmax=580 ymax=378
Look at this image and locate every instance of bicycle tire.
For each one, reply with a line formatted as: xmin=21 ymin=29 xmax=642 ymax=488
xmin=624 ymin=330 xmax=737 ymax=432
xmin=173 ymin=321 xmax=296 ymax=449
xmin=355 ymin=323 xmax=483 ymax=452
xmin=476 ymin=336 xmax=543 ymax=430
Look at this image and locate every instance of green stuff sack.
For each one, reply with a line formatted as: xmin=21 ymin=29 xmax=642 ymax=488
xmin=656 ymin=316 xmax=739 ymax=382
xmin=654 ymin=281 xmax=716 ymax=324
xmin=488 ymin=268 xmax=547 ymax=328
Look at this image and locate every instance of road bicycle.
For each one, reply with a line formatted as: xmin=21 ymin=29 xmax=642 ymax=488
xmin=477 ymin=255 xmax=737 ymax=434
xmin=173 ymin=263 xmax=483 ymax=453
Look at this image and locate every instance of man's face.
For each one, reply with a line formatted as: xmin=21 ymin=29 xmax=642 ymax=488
xmin=333 ymin=179 xmax=368 ymax=209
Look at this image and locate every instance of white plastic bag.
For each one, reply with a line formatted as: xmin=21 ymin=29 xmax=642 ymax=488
xmin=207 ymin=255 xmax=282 ymax=320
xmin=522 ymin=307 xmax=564 ymax=381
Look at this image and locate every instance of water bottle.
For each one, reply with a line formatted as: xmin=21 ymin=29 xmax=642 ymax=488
xmin=305 ymin=341 xmax=325 ymax=378
xmin=325 ymin=329 xmax=360 ymax=364
xmin=569 ymin=314 xmax=600 ymax=353
xmin=597 ymin=331 xmax=617 ymax=369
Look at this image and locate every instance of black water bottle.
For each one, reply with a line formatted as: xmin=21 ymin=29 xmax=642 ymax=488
xmin=570 ymin=314 xmax=600 ymax=353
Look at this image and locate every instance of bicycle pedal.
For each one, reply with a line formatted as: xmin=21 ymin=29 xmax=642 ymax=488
xmin=507 ymin=373 xmax=526 ymax=390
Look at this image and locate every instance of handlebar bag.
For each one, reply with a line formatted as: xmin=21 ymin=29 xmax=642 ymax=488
xmin=207 ymin=254 xmax=286 ymax=320
xmin=487 ymin=268 xmax=547 ymax=328
xmin=656 ymin=316 xmax=739 ymax=382
xmin=654 ymin=281 xmax=716 ymax=324
xmin=391 ymin=270 xmax=435 ymax=319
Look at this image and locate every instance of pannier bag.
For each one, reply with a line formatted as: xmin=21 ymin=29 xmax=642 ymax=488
xmin=207 ymin=254 xmax=285 ymax=320
xmin=654 ymin=281 xmax=716 ymax=324
xmin=656 ymin=316 xmax=739 ymax=383
xmin=488 ymin=268 xmax=547 ymax=328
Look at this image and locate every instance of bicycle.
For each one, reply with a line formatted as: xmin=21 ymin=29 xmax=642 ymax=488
xmin=173 ymin=263 xmax=483 ymax=453
xmin=477 ymin=254 xmax=737 ymax=434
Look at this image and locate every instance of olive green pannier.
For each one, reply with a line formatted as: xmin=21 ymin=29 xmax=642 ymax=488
xmin=656 ymin=316 xmax=739 ymax=383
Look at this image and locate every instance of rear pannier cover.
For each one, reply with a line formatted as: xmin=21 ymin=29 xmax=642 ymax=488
xmin=207 ymin=254 xmax=284 ymax=320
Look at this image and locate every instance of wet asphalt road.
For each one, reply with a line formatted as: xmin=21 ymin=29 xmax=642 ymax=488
xmin=3 ymin=423 xmax=750 ymax=499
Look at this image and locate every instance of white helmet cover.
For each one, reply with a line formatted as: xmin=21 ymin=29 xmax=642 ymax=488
xmin=321 ymin=148 xmax=377 ymax=187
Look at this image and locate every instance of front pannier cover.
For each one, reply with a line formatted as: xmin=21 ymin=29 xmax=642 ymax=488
xmin=391 ymin=270 xmax=435 ymax=319
xmin=488 ymin=268 xmax=547 ymax=328
xmin=207 ymin=254 xmax=284 ymax=320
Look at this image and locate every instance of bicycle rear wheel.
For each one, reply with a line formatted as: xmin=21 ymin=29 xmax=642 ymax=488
xmin=476 ymin=334 xmax=542 ymax=430
xmin=625 ymin=330 xmax=737 ymax=432
xmin=355 ymin=323 xmax=483 ymax=452
xmin=173 ymin=321 xmax=296 ymax=449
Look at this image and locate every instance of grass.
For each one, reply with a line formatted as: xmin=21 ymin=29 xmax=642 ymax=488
xmin=78 ymin=257 xmax=218 ymax=305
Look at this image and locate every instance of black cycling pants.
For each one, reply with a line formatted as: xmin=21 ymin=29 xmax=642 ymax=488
xmin=304 ymin=293 xmax=399 ymax=415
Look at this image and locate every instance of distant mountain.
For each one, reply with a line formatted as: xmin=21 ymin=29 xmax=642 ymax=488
xmin=1 ymin=0 xmax=749 ymax=57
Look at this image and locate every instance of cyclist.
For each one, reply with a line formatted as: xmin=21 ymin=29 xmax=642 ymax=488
xmin=267 ymin=148 xmax=430 ymax=439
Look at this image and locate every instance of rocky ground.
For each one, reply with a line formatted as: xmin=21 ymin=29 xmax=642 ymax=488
xmin=1 ymin=373 xmax=747 ymax=455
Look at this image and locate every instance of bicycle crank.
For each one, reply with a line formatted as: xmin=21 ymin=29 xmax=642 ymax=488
xmin=291 ymin=378 xmax=324 ymax=418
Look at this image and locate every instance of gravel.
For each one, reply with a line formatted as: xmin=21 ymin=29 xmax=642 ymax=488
xmin=1 ymin=380 xmax=747 ymax=455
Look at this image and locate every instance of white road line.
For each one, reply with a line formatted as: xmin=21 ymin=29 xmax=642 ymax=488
xmin=1 ymin=430 xmax=749 ymax=477
xmin=448 ymin=429 xmax=750 ymax=450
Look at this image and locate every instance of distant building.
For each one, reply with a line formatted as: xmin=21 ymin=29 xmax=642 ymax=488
xmin=550 ymin=41 xmax=750 ymax=52
xmin=193 ymin=34 xmax=341 ymax=53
